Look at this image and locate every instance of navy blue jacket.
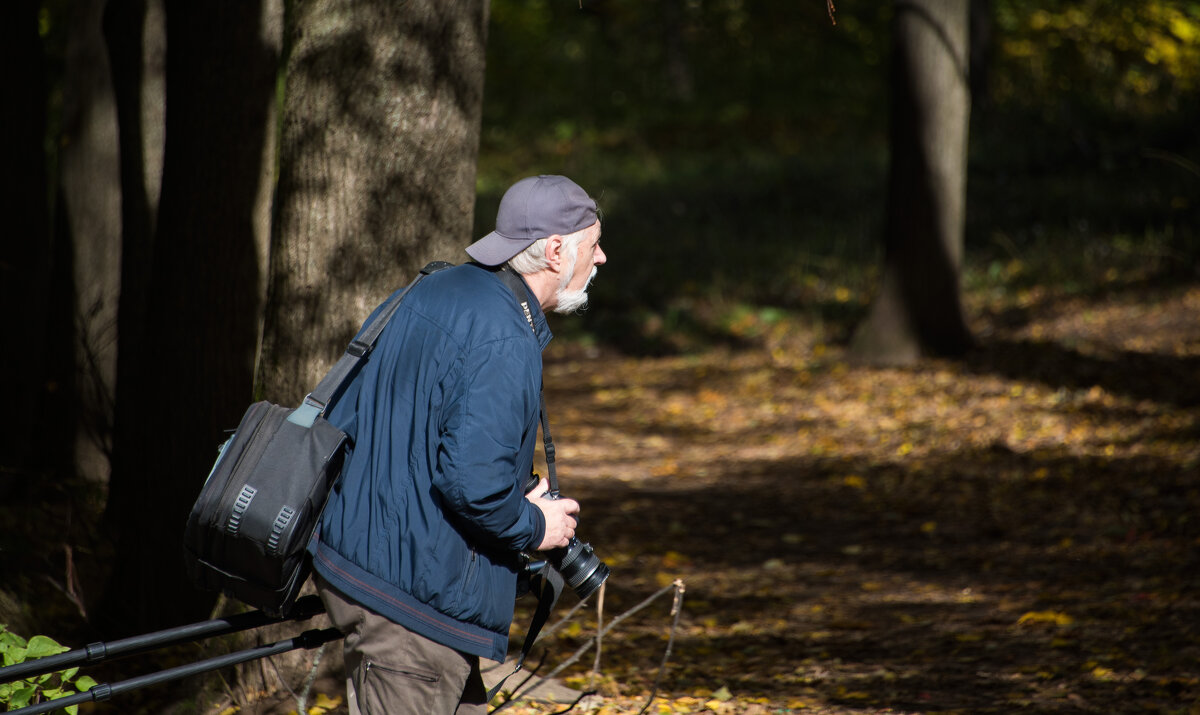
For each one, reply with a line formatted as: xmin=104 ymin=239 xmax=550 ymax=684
xmin=309 ymin=263 xmax=550 ymax=662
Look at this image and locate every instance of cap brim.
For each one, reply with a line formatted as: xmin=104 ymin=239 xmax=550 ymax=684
xmin=465 ymin=231 xmax=537 ymax=266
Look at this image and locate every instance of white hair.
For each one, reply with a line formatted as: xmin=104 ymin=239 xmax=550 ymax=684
xmin=506 ymin=226 xmax=590 ymax=276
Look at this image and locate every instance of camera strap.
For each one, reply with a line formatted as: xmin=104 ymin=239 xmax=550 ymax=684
xmin=487 ymin=266 xmax=567 ymax=702
xmin=486 ymin=565 xmax=564 ymax=702
xmin=538 ymin=393 xmax=560 ymax=494
xmin=494 ymin=265 xmax=561 ymax=494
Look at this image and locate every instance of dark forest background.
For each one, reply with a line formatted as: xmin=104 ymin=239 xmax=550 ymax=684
xmin=475 ymin=0 xmax=1198 ymax=348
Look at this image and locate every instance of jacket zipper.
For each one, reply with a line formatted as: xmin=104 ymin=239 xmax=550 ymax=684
xmin=465 ymin=548 xmax=478 ymax=589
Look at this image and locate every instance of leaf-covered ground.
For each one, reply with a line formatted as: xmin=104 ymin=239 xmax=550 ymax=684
xmin=486 ymin=281 xmax=1200 ymax=714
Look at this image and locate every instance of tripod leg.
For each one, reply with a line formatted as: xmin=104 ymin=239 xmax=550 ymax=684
xmin=5 ymin=627 xmax=343 ymax=715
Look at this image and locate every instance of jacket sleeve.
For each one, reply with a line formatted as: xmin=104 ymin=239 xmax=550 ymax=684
xmin=435 ymin=336 xmax=546 ymax=552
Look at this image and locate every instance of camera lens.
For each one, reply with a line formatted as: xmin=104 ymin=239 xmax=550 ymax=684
xmin=548 ymin=538 xmax=610 ymax=601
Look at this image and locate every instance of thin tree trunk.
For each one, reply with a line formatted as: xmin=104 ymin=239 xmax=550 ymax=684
xmin=61 ymin=0 xmax=123 ymax=487
xmin=260 ymin=0 xmax=490 ymax=405
xmin=100 ymin=0 xmax=281 ymax=634
xmin=104 ymin=4 xmax=157 ymax=571
xmin=103 ymin=0 xmax=167 ymax=413
xmin=852 ymin=0 xmax=973 ymax=364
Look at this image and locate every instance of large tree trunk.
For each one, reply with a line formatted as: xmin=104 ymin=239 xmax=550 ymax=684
xmin=851 ymin=0 xmax=973 ymax=364
xmin=259 ymin=0 xmax=490 ymax=405
xmin=99 ymin=0 xmax=282 ymax=634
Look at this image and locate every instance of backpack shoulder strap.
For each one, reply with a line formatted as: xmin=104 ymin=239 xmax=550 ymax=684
xmin=291 ymin=261 xmax=454 ymax=427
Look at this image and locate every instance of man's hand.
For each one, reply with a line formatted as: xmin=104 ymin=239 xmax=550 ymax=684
xmin=526 ymin=478 xmax=579 ymax=550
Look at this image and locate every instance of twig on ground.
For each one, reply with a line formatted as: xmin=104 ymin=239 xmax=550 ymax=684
xmin=588 ymin=583 xmax=606 ymax=688
xmin=296 ymin=644 xmax=326 ymax=714
xmin=513 ymin=581 xmax=681 ymax=702
xmin=42 ymin=545 xmax=88 ymax=620
xmin=637 ymin=580 xmax=686 ymax=715
xmin=550 ymin=689 xmax=598 ymax=715
xmin=1142 ymin=147 xmax=1200 ymax=178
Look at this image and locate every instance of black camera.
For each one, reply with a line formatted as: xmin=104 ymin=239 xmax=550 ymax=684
xmin=525 ymin=476 xmax=610 ymax=601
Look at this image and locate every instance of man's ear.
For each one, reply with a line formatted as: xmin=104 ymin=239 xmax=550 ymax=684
xmin=544 ymin=235 xmax=566 ymax=273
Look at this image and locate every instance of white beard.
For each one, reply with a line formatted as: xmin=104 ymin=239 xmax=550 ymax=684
xmin=553 ymin=266 xmax=598 ymax=314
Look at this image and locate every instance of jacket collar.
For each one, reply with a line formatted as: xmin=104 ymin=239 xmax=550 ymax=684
xmin=483 ymin=263 xmax=554 ymax=351
xmin=512 ymin=271 xmax=553 ymax=351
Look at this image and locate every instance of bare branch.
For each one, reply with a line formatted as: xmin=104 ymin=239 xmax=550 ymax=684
xmin=637 ymin=581 xmax=686 ymax=715
xmin=514 ymin=581 xmax=681 ymax=702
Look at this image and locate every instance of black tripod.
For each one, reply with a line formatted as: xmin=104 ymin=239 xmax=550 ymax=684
xmin=0 ymin=596 xmax=341 ymax=715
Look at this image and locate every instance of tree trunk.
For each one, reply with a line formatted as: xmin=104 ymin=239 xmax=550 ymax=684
xmin=103 ymin=0 xmax=167 ymax=447
xmin=100 ymin=0 xmax=169 ymax=624
xmin=260 ymin=0 xmax=490 ymax=405
xmin=100 ymin=0 xmax=282 ymax=634
xmin=60 ymin=0 xmax=123 ymax=487
xmin=851 ymin=0 xmax=973 ymax=365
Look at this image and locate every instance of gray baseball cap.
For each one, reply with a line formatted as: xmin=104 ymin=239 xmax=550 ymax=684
xmin=466 ymin=175 xmax=599 ymax=266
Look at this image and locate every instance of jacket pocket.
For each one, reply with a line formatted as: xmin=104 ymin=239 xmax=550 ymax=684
xmin=462 ymin=547 xmax=479 ymax=594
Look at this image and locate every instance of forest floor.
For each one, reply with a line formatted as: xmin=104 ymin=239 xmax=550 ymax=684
xmin=4 ymin=270 xmax=1198 ymax=715
xmin=484 ymin=279 xmax=1200 ymax=715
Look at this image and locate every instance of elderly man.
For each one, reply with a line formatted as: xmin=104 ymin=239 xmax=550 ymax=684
xmin=310 ymin=175 xmax=607 ymax=714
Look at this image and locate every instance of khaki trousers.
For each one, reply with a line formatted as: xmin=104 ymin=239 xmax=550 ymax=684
xmin=316 ymin=574 xmax=488 ymax=715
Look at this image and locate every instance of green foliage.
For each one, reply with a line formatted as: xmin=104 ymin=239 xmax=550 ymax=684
xmin=993 ymin=0 xmax=1200 ymax=116
xmin=0 ymin=625 xmax=97 ymax=715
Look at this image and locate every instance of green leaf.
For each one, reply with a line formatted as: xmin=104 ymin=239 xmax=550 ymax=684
xmin=25 ymin=635 xmax=68 ymax=659
xmin=9 ymin=685 xmax=36 ymax=708
xmin=3 ymin=647 xmax=27 ymax=666
xmin=67 ymin=706 xmax=79 ymax=715
xmin=1 ymin=630 xmax=29 ymax=650
xmin=62 ymin=666 xmax=79 ymax=681
xmin=74 ymin=675 xmax=98 ymax=691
